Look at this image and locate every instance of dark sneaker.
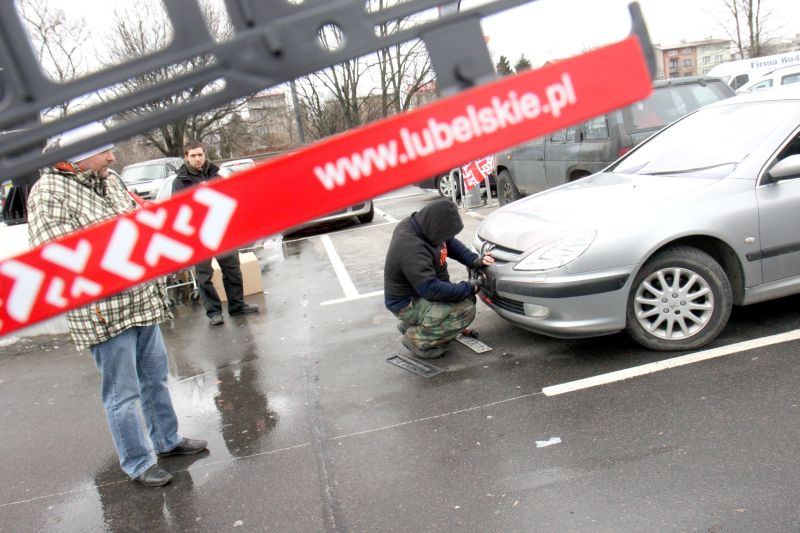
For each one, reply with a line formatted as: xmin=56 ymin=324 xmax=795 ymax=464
xmin=401 ymin=335 xmax=446 ymax=359
xmin=396 ymin=321 xmax=412 ymax=334
xmin=135 ymin=464 xmax=173 ymax=487
xmin=157 ymin=438 xmax=208 ymax=458
xmin=229 ymin=303 xmax=259 ymax=316
xmin=209 ymin=314 xmax=224 ymax=325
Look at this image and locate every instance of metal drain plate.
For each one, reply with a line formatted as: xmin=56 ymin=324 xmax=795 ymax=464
xmin=386 ymin=354 xmax=444 ymax=378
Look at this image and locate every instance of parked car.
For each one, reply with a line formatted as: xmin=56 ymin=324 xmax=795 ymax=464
xmin=283 ymin=199 xmax=375 ymax=234
xmin=219 ymin=158 xmax=256 ymax=177
xmin=153 ymin=160 xmax=374 ymax=231
xmin=474 ymin=84 xmax=800 ymax=351
xmin=736 ymin=64 xmax=800 ymax=94
xmin=494 ymin=76 xmax=736 ymax=206
xmin=120 ymin=157 xmax=183 ymax=201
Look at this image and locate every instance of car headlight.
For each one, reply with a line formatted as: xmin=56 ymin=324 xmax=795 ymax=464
xmin=514 ymin=229 xmax=596 ymax=271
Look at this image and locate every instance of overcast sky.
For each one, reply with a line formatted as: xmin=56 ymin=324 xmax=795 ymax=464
xmin=469 ymin=0 xmax=800 ymax=66
xmin=25 ymin=0 xmax=800 ymax=78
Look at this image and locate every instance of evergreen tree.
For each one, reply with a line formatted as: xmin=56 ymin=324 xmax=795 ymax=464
xmin=495 ymin=55 xmax=513 ymax=75
xmin=514 ymin=54 xmax=533 ymax=72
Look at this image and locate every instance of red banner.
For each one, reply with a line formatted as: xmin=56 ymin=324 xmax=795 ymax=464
xmin=462 ymin=156 xmax=495 ymax=191
xmin=0 ymin=35 xmax=652 ymax=336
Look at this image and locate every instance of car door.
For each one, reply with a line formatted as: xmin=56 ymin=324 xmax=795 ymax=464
xmin=755 ymin=130 xmax=800 ymax=283
xmin=544 ymin=126 xmax=579 ymax=186
xmin=506 ymin=137 xmax=547 ymax=195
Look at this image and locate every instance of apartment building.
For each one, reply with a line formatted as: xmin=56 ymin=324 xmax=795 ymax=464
xmin=653 ymin=38 xmax=735 ymax=79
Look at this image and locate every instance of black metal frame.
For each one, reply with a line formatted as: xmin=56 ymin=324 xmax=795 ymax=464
xmin=0 ymin=0 xmax=654 ymax=190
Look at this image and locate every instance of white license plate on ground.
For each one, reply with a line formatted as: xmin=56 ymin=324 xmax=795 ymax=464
xmin=455 ymin=334 xmax=492 ymax=353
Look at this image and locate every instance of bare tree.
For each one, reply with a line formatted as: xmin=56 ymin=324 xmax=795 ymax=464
xmin=722 ymin=0 xmax=774 ymax=58
xmin=100 ymin=0 xmax=245 ymax=157
xmin=372 ymin=0 xmax=435 ymax=117
xmin=294 ymin=25 xmax=371 ymax=140
xmin=295 ymin=2 xmax=437 ymax=142
xmin=17 ymin=0 xmax=88 ymax=118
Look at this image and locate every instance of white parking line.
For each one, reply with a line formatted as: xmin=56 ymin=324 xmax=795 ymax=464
xmin=375 ymin=207 xmax=398 ymax=223
xmin=542 ymin=329 xmax=800 ymax=397
xmin=320 ymin=234 xmax=359 ymax=299
xmin=320 ymin=290 xmax=384 ymax=306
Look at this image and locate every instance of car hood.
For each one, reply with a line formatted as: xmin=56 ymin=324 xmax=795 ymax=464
xmin=478 ymin=172 xmax=720 ymax=252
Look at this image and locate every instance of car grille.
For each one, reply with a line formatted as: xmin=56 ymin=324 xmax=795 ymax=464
xmin=482 ymin=290 xmax=524 ymax=315
xmin=474 ymin=236 xmax=523 ymax=263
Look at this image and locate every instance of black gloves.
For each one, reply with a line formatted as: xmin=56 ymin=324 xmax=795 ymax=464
xmin=467 ymin=273 xmax=485 ymax=294
xmin=472 ymin=256 xmax=486 ymax=270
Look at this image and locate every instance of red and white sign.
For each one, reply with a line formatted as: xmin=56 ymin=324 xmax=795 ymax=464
xmin=0 ymin=34 xmax=652 ymax=336
xmin=461 ymin=156 xmax=495 ymax=191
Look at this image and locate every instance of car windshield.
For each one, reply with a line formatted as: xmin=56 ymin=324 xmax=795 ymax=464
xmin=120 ymin=164 xmax=167 ymax=184
xmin=611 ymin=100 xmax=800 ymax=177
xmin=621 ymin=81 xmax=733 ymax=133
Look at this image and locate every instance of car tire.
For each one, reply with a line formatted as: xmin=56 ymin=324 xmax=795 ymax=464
xmin=497 ymin=169 xmax=522 ymax=206
xmin=625 ymin=246 xmax=732 ymax=352
xmin=357 ymin=202 xmax=375 ymax=223
xmin=436 ymin=174 xmax=459 ymax=198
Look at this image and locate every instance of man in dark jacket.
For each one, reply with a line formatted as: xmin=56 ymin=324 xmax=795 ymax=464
xmin=384 ymin=199 xmax=494 ymax=358
xmin=172 ymin=140 xmax=258 ymax=325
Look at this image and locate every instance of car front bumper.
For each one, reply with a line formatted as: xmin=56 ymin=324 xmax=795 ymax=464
xmin=479 ymin=263 xmax=636 ymax=338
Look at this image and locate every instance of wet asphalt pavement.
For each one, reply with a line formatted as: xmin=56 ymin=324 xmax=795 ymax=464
xmin=1 ymin=187 xmax=800 ymax=532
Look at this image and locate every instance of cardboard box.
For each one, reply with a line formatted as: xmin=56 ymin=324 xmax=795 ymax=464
xmin=211 ymin=252 xmax=263 ymax=302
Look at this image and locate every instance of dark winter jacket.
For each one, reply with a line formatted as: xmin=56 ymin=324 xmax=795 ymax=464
xmin=384 ymin=200 xmax=480 ymax=313
xmin=172 ymin=160 xmax=221 ymax=194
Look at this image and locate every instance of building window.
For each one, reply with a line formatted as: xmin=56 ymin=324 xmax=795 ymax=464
xmin=682 ymin=47 xmax=692 ymax=54
xmin=702 ymin=56 xmax=710 ymax=64
xmin=715 ymin=54 xmax=722 ymax=62
xmin=668 ymin=49 xmax=678 ymax=56
xmin=669 ymin=59 xmax=678 ymax=70
xmin=683 ymin=58 xmax=692 ymax=67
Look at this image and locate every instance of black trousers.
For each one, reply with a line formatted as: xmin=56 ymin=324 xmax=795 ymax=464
xmin=194 ymin=251 xmax=246 ymax=316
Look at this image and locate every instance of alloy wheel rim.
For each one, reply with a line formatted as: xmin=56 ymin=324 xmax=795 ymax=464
xmin=439 ymin=175 xmax=452 ymax=196
xmin=633 ymin=266 xmax=714 ymax=341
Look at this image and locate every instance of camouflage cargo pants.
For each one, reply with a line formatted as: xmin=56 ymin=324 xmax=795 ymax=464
xmin=395 ymin=297 xmax=476 ymax=350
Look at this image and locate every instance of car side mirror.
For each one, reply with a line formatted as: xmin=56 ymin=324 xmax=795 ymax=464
xmin=767 ymin=154 xmax=800 ymax=183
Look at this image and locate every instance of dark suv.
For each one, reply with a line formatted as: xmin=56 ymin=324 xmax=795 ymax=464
xmin=495 ymin=76 xmax=736 ymax=205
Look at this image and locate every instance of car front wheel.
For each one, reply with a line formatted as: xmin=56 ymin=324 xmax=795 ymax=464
xmin=437 ymin=174 xmax=459 ymax=198
xmin=625 ymin=246 xmax=732 ymax=351
xmin=497 ymin=169 xmax=522 ymax=206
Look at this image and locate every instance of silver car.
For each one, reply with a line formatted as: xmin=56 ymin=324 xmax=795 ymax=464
xmin=474 ymin=85 xmax=800 ymax=351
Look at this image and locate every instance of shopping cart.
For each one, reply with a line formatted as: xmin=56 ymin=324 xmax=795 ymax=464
xmin=165 ymin=267 xmax=200 ymax=307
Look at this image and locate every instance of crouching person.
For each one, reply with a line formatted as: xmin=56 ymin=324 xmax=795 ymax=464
xmin=384 ymin=199 xmax=494 ymax=359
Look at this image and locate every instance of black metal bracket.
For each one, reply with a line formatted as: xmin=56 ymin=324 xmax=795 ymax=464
xmin=0 ymin=0 xmax=654 ymax=182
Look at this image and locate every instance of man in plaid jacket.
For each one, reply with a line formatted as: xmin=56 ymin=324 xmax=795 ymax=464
xmin=27 ymin=122 xmax=207 ymax=487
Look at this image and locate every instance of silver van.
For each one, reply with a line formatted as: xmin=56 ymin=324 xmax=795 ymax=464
xmin=495 ymin=76 xmax=735 ymax=205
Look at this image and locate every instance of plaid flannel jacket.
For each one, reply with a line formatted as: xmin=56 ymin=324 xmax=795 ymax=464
xmin=27 ymin=164 xmax=173 ymax=350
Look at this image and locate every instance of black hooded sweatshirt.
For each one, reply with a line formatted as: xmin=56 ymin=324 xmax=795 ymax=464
xmin=172 ymin=160 xmax=221 ymax=194
xmin=384 ymin=199 xmax=479 ymax=313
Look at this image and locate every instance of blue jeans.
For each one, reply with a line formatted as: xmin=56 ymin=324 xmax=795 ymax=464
xmin=90 ymin=325 xmax=181 ymax=478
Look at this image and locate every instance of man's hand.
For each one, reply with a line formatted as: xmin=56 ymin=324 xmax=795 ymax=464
xmin=468 ymin=271 xmax=486 ymax=294
xmin=472 ymin=254 xmax=495 ymax=269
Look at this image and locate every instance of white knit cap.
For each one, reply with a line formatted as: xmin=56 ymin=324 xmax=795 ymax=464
xmin=56 ymin=121 xmax=114 ymax=163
